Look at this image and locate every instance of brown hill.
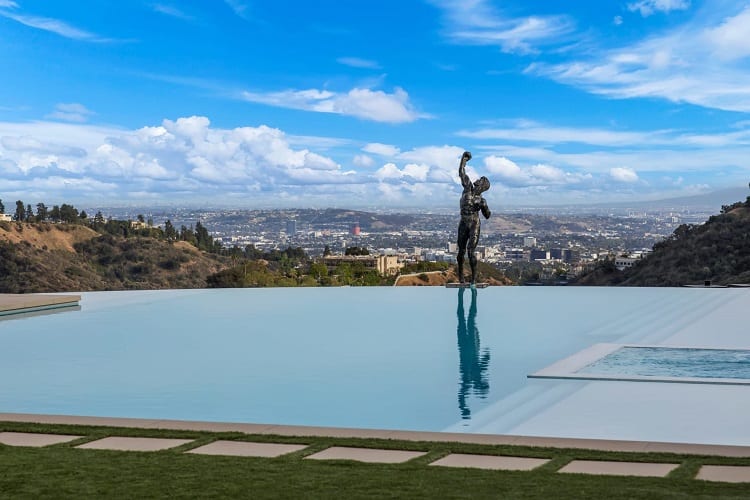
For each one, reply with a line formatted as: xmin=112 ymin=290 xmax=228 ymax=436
xmin=395 ymin=264 xmax=513 ymax=286
xmin=0 ymin=222 xmax=231 ymax=293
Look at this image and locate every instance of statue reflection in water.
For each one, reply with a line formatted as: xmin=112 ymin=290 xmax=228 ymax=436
xmin=456 ymin=287 xmax=490 ymax=419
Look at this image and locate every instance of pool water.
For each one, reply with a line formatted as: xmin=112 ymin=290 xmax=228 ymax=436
xmin=579 ymin=346 xmax=750 ymax=380
xmin=0 ymin=287 xmax=737 ymax=433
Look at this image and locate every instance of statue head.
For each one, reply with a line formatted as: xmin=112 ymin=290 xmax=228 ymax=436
xmin=474 ymin=176 xmax=490 ymax=194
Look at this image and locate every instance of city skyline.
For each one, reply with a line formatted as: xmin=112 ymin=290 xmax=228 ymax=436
xmin=2 ymin=0 xmax=750 ymax=208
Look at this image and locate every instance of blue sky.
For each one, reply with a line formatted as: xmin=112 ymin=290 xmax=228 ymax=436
xmin=1 ymin=0 xmax=750 ymax=209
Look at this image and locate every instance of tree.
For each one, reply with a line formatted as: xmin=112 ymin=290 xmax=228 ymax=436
xmin=36 ymin=203 xmax=48 ymax=222
xmin=49 ymin=205 xmax=61 ymax=222
xmin=345 ymin=246 xmax=369 ymax=256
xmin=163 ymin=219 xmax=177 ymax=241
xmin=59 ymin=204 xmax=79 ymax=223
xmin=14 ymin=200 xmax=25 ymax=222
xmin=93 ymin=211 xmax=105 ymax=224
xmin=137 ymin=214 xmax=145 ymax=223
xmin=80 ymin=210 xmax=88 ymax=220
xmin=323 ymin=245 xmax=331 ymax=256
xmin=25 ymin=204 xmax=33 ymax=222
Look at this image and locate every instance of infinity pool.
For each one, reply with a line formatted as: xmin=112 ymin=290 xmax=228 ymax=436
xmin=2 ymin=287 xmax=749 ymax=443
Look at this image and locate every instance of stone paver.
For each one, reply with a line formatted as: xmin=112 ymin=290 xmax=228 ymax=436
xmin=559 ymin=460 xmax=678 ymax=477
xmin=0 ymin=432 xmax=82 ymax=447
xmin=305 ymin=446 xmax=426 ymax=464
xmin=76 ymin=436 xmax=193 ymax=452
xmin=696 ymin=465 xmax=750 ymax=483
xmin=187 ymin=440 xmax=307 ymax=458
xmin=430 ymin=453 xmax=549 ymax=471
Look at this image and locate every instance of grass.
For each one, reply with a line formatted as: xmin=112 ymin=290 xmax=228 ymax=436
xmin=1 ymin=421 xmax=750 ymax=499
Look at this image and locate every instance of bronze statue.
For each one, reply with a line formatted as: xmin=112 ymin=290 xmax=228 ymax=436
xmin=457 ymin=151 xmax=491 ymax=285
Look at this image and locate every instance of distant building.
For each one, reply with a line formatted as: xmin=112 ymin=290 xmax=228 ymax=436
xmin=321 ymin=254 xmax=402 ymax=276
xmin=504 ymin=248 xmax=526 ymax=261
xmin=447 ymin=242 xmax=458 ymax=253
xmin=350 ymin=223 xmax=361 ymax=236
xmin=523 ymin=236 xmax=537 ymax=248
xmin=530 ymin=249 xmax=550 ymax=261
xmin=286 ymin=220 xmax=297 ymax=235
xmin=615 ymin=256 xmax=638 ymax=271
xmin=130 ymin=220 xmax=148 ymax=230
xmin=0 ymin=213 xmax=11 ymax=222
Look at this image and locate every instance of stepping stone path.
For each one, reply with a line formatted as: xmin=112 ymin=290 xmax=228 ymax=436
xmin=0 ymin=432 xmax=82 ymax=447
xmin=431 ymin=453 xmax=549 ymax=471
xmin=697 ymin=465 xmax=750 ymax=483
xmin=305 ymin=446 xmax=426 ymax=464
xmin=188 ymin=440 xmax=307 ymax=458
xmin=559 ymin=460 xmax=678 ymax=477
xmin=76 ymin=436 xmax=193 ymax=452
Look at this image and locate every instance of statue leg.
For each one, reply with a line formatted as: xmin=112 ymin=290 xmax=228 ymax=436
xmin=457 ymin=222 xmax=469 ymax=283
xmin=468 ymin=222 xmax=480 ymax=284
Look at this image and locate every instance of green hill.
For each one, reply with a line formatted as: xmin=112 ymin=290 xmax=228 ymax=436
xmin=577 ymin=200 xmax=750 ymax=286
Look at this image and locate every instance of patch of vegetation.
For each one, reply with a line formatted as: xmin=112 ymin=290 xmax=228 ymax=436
xmin=0 ymin=421 xmax=748 ymax=499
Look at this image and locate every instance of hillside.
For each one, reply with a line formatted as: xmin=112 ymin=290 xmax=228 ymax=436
xmin=0 ymin=222 xmax=231 ymax=293
xmin=395 ymin=262 xmax=513 ymax=286
xmin=576 ymin=203 xmax=750 ymax=286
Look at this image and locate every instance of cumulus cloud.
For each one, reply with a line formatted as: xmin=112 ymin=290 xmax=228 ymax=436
xmin=241 ymin=86 xmax=422 ymax=123
xmin=0 ymin=116 xmax=363 ymax=204
xmin=46 ymin=103 xmax=95 ymax=123
xmin=484 ymin=155 xmax=592 ymax=188
xmin=353 ymin=154 xmax=374 ymax=167
xmin=363 ymin=143 xmax=400 ymax=156
xmin=628 ymin=0 xmax=690 ymax=17
xmin=610 ymin=167 xmax=639 ymax=183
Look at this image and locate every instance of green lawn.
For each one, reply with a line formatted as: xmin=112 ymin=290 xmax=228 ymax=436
xmin=1 ymin=421 xmax=749 ymax=499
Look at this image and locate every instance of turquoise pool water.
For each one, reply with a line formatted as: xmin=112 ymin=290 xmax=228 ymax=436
xmin=579 ymin=346 xmax=750 ymax=380
xmin=0 ymin=287 xmax=734 ymax=432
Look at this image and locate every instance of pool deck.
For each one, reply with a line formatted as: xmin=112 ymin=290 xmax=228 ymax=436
xmin=0 ymin=293 xmax=81 ymax=316
xmin=2 ymin=412 xmax=750 ymax=458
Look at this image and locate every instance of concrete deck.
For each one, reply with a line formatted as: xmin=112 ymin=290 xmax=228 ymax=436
xmin=431 ymin=454 xmax=549 ymax=471
xmin=559 ymin=460 xmax=679 ymax=477
xmin=0 ymin=293 xmax=81 ymax=316
xmin=187 ymin=441 xmax=307 ymax=458
xmin=696 ymin=465 xmax=750 ymax=483
xmin=76 ymin=436 xmax=193 ymax=452
xmin=3 ymin=413 xmax=750 ymax=458
xmin=305 ymin=446 xmax=426 ymax=464
xmin=0 ymin=431 xmax=82 ymax=447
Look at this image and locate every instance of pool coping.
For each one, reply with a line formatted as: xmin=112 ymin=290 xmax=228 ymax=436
xmin=0 ymin=293 xmax=81 ymax=317
xmin=529 ymin=343 xmax=750 ymax=386
xmin=2 ymin=412 xmax=750 ymax=457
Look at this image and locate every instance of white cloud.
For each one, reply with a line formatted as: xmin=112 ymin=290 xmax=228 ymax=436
xmin=484 ymin=155 xmax=590 ymax=187
xmin=614 ymin=15 xmax=623 ymax=25
xmin=353 ymin=154 xmax=374 ymax=167
xmin=0 ymin=1 xmax=18 ymax=8
xmin=0 ymin=6 xmax=108 ymax=42
xmin=363 ymin=143 xmax=400 ymax=157
xmin=337 ymin=57 xmax=381 ymax=69
xmin=610 ymin=167 xmax=639 ymax=183
xmin=241 ymin=87 xmax=422 ymax=123
xmin=429 ymin=0 xmax=575 ymax=54
xmin=46 ymin=103 xmax=95 ymax=123
xmin=530 ymin=4 xmax=750 ymax=112
xmin=628 ymin=0 xmax=690 ymax=17
xmin=151 ymin=4 xmax=192 ymax=21
xmin=224 ymin=0 xmax=251 ymax=20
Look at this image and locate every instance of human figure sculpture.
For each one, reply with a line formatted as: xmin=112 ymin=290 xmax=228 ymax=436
xmin=457 ymin=151 xmax=491 ymax=285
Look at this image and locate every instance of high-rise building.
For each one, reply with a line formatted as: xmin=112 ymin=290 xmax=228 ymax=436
xmin=286 ymin=220 xmax=297 ymax=235
xmin=523 ymin=236 xmax=537 ymax=248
